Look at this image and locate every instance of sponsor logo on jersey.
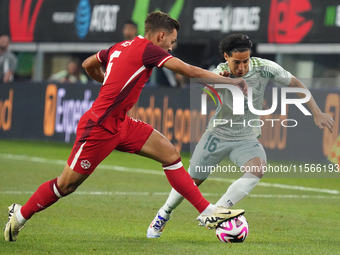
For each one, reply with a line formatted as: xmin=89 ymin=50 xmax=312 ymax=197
xmin=201 ymin=154 xmax=210 ymax=163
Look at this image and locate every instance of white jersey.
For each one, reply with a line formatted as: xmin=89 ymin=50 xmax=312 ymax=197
xmin=207 ymin=57 xmax=292 ymax=141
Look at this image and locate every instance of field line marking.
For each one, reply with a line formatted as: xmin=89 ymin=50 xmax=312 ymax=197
xmin=1 ymin=153 xmax=339 ymax=195
xmin=209 ymin=178 xmax=340 ymax=194
xmin=0 ymin=190 xmax=339 ymax=199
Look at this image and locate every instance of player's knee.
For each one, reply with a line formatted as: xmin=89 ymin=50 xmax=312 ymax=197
xmin=58 ymin=182 xmax=80 ymax=196
xmin=243 ymin=158 xmax=266 ymax=178
xmin=170 ymin=146 xmax=181 ymax=161
xmin=164 ymin=146 xmax=181 ymax=165
xmin=245 ymin=170 xmax=264 ymax=179
xmin=255 ymin=164 xmax=266 ymax=178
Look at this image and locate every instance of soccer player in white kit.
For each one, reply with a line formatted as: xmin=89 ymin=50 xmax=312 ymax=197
xmin=147 ymin=34 xmax=334 ymax=238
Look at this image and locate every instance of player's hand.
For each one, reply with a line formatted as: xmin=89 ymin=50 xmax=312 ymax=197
xmin=231 ymin=77 xmax=248 ymax=95
xmin=314 ymin=112 xmax=334 ymax=133
xmin=219 ymin=71 xmax=230 ymax=77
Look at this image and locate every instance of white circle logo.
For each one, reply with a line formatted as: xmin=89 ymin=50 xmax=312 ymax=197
xmin=81 ymin=160 xmax=91 ymax=169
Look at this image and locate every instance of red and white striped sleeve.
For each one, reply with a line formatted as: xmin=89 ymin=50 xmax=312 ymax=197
xmin=142 ymin=42 xmax=173 ymax=68
xmin=96 ymin=45 xmax=116 ymax=66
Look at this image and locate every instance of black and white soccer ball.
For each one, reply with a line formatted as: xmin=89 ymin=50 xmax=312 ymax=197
xmin=215 ymin=215 xmax=249 ymax=243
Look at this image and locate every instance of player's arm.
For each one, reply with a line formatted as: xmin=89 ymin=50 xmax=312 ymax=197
xmin=163 ymin=57 xmax=247 ymax=95
xmin=3 ymin=70 xmax=14 ymax=83
xmin=289 ymin=76 xmax=334 ymax=132
xmin=82 ymin=54 xmax=105 ymax=83
xmin=3 ymin=56 xmax=17 ymax=83
xmin=203 ymin=71 xmax=231 ymax=102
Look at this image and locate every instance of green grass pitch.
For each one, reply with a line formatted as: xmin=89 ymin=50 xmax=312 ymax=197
xmin=0 ymin=140 xmax=339 ymax=254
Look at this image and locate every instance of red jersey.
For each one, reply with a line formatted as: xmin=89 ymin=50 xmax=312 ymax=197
xmin=89 ymin=35 xmax=172 ymax=133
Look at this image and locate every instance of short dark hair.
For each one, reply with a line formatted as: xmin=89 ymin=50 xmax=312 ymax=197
xmin=145 ymin=11 xmax=180 ymax=34
xmin=69 ymin=58 xmax=81 ymax=66
xmin=124 ymin=20 xmax=138 ymax=29
xmin=219 ymin=34 xmax=253 ymax=57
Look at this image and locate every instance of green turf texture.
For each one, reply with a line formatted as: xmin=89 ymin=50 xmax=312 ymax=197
xmin=0 ymin=140 xmax=339 ymax=255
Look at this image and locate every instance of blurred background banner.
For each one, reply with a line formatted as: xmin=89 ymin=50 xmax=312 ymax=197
xmin=2 ymin=0 xmax=340 ymax=84
xmin=0 ymin=82 xmax=339 ymax=163
xmin=1 ymin=0 xmax=340 ymax=43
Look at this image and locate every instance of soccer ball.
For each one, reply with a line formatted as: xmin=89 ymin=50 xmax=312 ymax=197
xmin=215 ymin=215 xmax=249 ymax=243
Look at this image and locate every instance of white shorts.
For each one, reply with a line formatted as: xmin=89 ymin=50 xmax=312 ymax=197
xmin=188 ymin=130 xmax=267 ymax=180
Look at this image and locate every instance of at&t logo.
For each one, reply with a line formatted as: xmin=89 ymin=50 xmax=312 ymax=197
xmin=75 ymin=0 xmax=92 ymax=39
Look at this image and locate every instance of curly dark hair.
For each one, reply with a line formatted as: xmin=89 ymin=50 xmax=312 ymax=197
xmin=145 ymin=11 xmax=180 ymax=34
xmin=219 ymin=34 xmax=253 ymax=57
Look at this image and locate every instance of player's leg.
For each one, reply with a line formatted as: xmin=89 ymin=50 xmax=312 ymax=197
xmin=147 ymin=177 xmax=205 ymax=238
xmin=21 ymin=164 xmax=90 ymax=217
xmin=4 ymin=117 xmax=118 ymax=242
xmin=116 ymin=119 xmax=206 ymax=237
xmin=161 ymin=178 xmax=204 ymax=216
xmin=120 ymin=118 xmax=243 ymax=231
xmin=159 ymin=130 xmax=227 ymax=215
xmin=4 ymin=163 xmax=90 ymax=242
xmin=140 ymin=129 xmax=244 ymax=230
xmin=146 ymin=130 xmax=229 ymax=237
xmin=138 ymin=129 xmax=212 ymax=213
xmin=215 ymin=139 xmax=266 ymax=208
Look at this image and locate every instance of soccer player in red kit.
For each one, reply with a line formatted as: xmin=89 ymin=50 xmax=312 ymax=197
xmin=4 ymin=11 xmax=247 ymax=242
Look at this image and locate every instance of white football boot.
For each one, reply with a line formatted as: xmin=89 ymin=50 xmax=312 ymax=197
xmin=4 ymin=204 xmax=26 ymax=242
xmin=147 ymin=207 xmax=170 ymax=238
xmin=196 ymin=206 xmax=245 ymax=229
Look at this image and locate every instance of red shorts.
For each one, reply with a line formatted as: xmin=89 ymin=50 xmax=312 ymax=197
xmin=67 ymin=114 xmax=154 ymax=175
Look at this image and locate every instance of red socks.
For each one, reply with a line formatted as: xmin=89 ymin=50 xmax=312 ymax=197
xmin=21 ymin=178 xmax=64 ymax=220
xmin=163 ymin=158 xmax=210 ymax=213
xmin=20 ymin=159 xmax=208 ymax=219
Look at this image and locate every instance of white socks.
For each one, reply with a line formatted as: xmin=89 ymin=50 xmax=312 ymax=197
xmin=16 ymin=208 xmax=28 ymax=224
xmin=161 ymin=172 xmax=260 ymax=216
xmin=216 ymin=172 xmax=260 ymax=208
xmin=162 ymin=189 xmax=216 ymax=216
xmin=162 ymin=188 xmax=185 ymax=215
xmin=201 ymin=204 xmax=216 ymax=215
